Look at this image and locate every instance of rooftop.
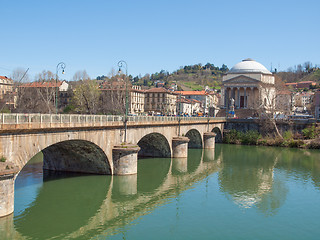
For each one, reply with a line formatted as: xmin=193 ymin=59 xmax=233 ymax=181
xmin=175 ymin=90 xmax=208 ymax=96
xmin=146 ymin=87 xmax=173 ymax=93
xmin=0 ymin=76 xmax=13 ymax=81
xmin=19 ymin=81 xmax=63 ymax=88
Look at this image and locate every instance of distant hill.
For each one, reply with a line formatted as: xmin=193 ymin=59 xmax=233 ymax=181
xmin=276 ymin=61 xmax=320 ymax=84
xmin=135 ymin=63 xmax=229 ymax=91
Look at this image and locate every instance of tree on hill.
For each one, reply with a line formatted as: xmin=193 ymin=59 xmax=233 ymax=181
xmin=276 ymin=61 xmax=320 ymax=84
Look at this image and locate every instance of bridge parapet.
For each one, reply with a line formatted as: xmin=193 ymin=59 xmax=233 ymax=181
xmin=0 ymin=113 xmax=225 ymax=130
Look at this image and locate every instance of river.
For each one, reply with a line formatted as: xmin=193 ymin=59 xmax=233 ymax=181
xmin=1 ymin=144 xmax=320 ymax=239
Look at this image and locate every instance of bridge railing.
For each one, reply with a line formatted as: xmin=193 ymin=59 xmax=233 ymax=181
xmin=0 ymin=113 xmax=225 ymax=125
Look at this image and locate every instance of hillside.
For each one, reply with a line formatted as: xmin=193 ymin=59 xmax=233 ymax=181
xmin=134 ymin=63 xmax=229 ymax=91
xmin=276 ymin=61 xmax=320 ymax=84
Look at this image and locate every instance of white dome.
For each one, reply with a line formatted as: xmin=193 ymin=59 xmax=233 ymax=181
xmin=228 ymin=58 xmax=272 ymax=75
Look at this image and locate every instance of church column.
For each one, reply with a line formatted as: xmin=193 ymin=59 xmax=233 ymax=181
xmin=225 ymin=88 xmax=229 ymax=108
xmin=237 ymin=87 xmax=240 ymax=109
xmin=244 ymin=87 xmax=247 ymax=108
xmin=250 ymin=87 xmax=254 ymax=109
xmin=231 ymin=87 xmax=235 ymax=101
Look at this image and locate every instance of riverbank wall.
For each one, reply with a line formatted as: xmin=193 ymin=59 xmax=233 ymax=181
xmin=225 ymin=119 xmax=317 ymax=135
xmin=223 ymin=119 xmax=320 ymax=149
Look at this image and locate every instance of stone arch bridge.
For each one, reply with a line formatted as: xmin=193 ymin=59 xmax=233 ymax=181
xmin=0 ymin=114 xmax=225 ymax=217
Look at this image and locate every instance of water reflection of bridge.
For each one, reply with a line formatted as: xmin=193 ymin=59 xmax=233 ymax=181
xmin=1 ymin=148 xmax=222 ymax=239
xmin=1 ymin=145 xmax=320 ymax=239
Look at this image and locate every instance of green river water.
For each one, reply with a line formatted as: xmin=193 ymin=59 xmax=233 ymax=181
xmin=1 ymin=144 xmax=320 ymax=239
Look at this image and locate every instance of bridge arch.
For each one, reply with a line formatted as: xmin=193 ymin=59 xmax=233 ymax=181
xmin=137 ymin=132 xmax=171 ymax=158
xmin=185 ymin=129 xmax=202 ymax=149
xmin=212 ymin=127 xmax=223 ymax=143
xmin=42 ymin=140 xmax=111 ymax=175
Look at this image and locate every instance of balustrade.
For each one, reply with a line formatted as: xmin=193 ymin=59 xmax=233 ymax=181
xmin=0 ymin=113 xmax=225 ymax=125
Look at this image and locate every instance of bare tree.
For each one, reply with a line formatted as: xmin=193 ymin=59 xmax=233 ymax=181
xmin=108 ymin=68 xmax=117 ymax=78
xmin=99 ymin=79 xmax=130 ymax=115
xmin=11 ymin=67 xmax=30 ymax=83
xmin=72 ymin=80 xmax=101 ymax=114
xmin=16 ymin=70 xmax=57 ymax=113
xmin=35 ymin=70 xmax=55 ymax=82
xmin=73 ymin=70 xmax=90 ymax=81
xmin=258 ymin=76 xmax=289 ymax=138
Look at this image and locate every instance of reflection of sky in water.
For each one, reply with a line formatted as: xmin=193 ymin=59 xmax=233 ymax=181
xmin=14 ymin=161 xmax=43 ymax=216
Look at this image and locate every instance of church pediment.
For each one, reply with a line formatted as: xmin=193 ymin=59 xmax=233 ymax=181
xmin=223 ymin=75 xmax=260 ymax=84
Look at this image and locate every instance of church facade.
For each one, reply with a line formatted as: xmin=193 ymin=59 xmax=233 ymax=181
xmin=221 ymin=58 xmax=275 ymax=111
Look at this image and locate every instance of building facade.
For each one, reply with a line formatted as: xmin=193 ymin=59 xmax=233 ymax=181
xmin=221 ymin=58 xmax=275 ymax=111
xmin=145 ymin=87 xmax=177 ymax=115
xmin=175 ymin=90 xmax=215 ymax=114
xmin=0 ymin=76 xmax=13 ymax=98
xmin=0 ymin=76 xmax=14 ymax=108
xmin=100 ymin=81 xmax=145 ymax=115
xmin=176 ymin=98 xmax=192 ymax=116
xmin=130 ymin=85 xmax=145 ymax=115
xmin=294 ymin=92 xmax=314 ymax=108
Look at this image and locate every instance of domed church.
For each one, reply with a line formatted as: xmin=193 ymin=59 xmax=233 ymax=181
xmin=221 ymin=58 xmax=275 ymax=114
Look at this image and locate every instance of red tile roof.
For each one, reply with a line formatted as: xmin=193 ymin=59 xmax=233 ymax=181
xmin=19 ymin=81 xmax=63 ymax=88
xmin=146 ymin=87 xmax=172 ymax=93
xmin=175 ymin=90 xmax=208 ymax=96
xmin=0 ymin=76 xmax=12 ymax=80
xmin=299 ymin=81 xmax=316 ymax=84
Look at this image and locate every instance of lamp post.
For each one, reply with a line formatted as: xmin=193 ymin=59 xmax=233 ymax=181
xmin=178 ymin=89 xmax=182 ymax=136
xmin=207 ymin=106 xmax=210 ymax=132
xmin=55 ymin=62 xmax=66 ymax=114
xmin=118 ymin=60 xmax=128 ymax=143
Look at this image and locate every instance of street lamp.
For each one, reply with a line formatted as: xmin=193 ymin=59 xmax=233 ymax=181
xmin=178 ymin=88 xmax=182 ymax=136
xmin=55 ymin=62 xmax=66 ymax=114
xmin=118 ymin=60 xmax=128 ymax=143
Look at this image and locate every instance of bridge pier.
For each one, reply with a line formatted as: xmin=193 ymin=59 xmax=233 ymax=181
xmin=112 ymin=144 xmax=140 ymax=175
xmin=0 ymin=165 xmax=18 ymax=218
xmin=172 ymin=137 xmax=189 ymax=158
xmin=203 ymin=132 xmax=216 ymax=149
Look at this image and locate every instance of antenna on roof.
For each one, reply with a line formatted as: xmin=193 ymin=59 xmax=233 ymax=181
xmin=270 ymin=63 xmax=273 ymax=72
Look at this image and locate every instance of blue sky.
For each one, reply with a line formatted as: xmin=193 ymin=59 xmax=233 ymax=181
xmin=1 ymin=0 xmax=319 ymax=81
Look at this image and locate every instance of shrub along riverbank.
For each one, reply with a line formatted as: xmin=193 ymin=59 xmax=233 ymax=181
xmin=223 ymin=124 xmax=320 ymax=149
